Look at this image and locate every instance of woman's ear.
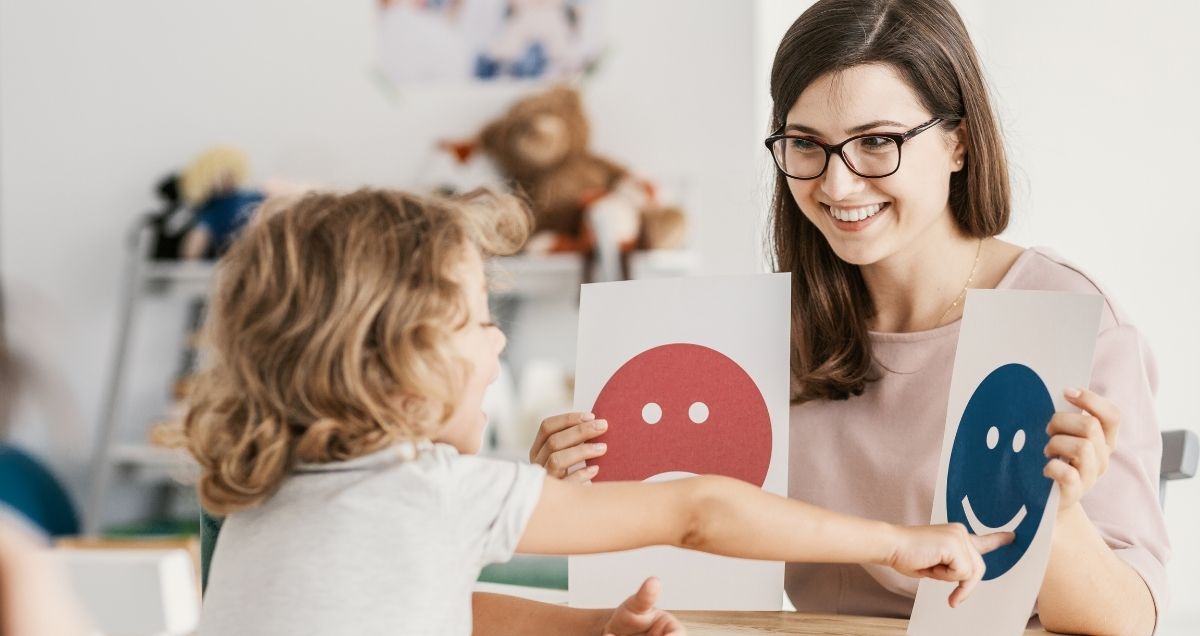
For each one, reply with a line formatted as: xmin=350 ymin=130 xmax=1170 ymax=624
xmin=950 ymin=121 xmax=968 ymax=172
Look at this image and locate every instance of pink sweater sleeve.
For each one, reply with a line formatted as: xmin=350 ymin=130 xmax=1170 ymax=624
xmin=1081 ymin=321 xmax=1171 ymax=617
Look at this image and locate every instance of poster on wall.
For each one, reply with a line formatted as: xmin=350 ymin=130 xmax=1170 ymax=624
xmin=377 ymin=0 xmax=603 ymax=86
xmin=907 ymin=289 xmax=1103 ymax=635
xmin=568 ymin=273 xmax=791 ymax=610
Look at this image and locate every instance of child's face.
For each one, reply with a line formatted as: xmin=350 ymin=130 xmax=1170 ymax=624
xmin=436 ymin=246 xmax=506 ymax=454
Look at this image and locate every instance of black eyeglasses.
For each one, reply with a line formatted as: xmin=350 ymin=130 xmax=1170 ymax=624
xmin=764 ymin=117 xmax=945 ymax=180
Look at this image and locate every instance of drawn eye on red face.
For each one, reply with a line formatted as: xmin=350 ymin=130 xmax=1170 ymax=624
xmin=589 ymin=343 xmax=772 ymax=487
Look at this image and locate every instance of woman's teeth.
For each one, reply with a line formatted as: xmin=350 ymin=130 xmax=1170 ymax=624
xmin=828 ymin=203 xmax=885 ymax=222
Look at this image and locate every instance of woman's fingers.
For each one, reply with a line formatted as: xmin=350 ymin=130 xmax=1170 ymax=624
xmin=564 ymin=464 xmax=600 ymax=483
xmin=530 ymin=412 xmax=595 ymax=462
xmin=536 ymin=418 xmax=608 ymax=463
xmin=1044 ymin=433 xmax=1101 ymax=480
xmin=1046 ymin=411 xmax=1105 ymax=447
xmin=1063 ymin=388 xmax=1120 ymax=449
xmin=543 ymin=442 xmax=608 ymax=478
xmin=1044 ymin=457 xmax=1082 ymax=505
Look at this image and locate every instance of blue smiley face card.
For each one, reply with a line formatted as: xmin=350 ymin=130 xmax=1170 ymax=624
xmin=909 ymin=290 xmax=1103 ymax=636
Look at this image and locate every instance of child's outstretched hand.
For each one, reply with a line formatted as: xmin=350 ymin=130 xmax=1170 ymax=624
xmin=885 ymin=524 xmax=1014 ymax=608
xmin=601 ymin=577 xmax=686 ymax=636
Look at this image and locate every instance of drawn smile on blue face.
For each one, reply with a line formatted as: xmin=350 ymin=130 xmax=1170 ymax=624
xmin=946 ymin=363 xmax=1055 ymax=580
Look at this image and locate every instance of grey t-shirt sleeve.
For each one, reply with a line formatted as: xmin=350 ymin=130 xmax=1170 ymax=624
xmin=448 ymin=456 xmax=546 ymax=567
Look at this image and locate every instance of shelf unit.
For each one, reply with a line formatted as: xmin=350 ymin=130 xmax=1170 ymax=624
xmin=84 ymin=225 xmax=214 ymax=534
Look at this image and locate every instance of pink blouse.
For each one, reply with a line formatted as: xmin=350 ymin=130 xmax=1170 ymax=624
xmin=785 ymin=247 xmax=1170 ymax=620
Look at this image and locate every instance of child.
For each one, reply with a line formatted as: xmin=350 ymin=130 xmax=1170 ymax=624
xmin=187 ymin=189 xmax=1009 ymax=635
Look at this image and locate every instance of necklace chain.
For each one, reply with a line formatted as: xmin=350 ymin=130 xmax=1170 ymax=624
xmin=936 ymin=238 xmax=984 ymax=328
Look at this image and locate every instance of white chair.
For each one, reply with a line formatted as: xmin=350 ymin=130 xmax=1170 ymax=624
xmin=1160 ymin=429 xmax=1199 ymax=509
xmin=54 ymin=548 xmax=199 ymax=636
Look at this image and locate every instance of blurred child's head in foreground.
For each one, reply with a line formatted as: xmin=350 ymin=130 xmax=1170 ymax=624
xmin=185 ymin=188 xmax=531 ymax=514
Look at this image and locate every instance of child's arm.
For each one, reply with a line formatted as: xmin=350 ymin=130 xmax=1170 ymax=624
xmin=472 ymin=577 xmax=682 ymax=636
xmin=518 ymin=475 xmax=1011 ymax=607
xmin=472 ymin=592 xmax=607 ymax=635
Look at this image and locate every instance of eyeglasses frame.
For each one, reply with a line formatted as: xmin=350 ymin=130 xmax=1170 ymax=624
xmin=764 ymin=117 xmax=948 ymax=180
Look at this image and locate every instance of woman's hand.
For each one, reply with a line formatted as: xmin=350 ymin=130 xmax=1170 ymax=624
xmin=529 ymin=411 xmax=609 ymax=482
xmin=601 ymin=577 xmax=686 ymax=636
xmin=1043 ymin=388 xmax=1120 ymax=511
xmin=885 ymin=524 xmax=1013 ymax=608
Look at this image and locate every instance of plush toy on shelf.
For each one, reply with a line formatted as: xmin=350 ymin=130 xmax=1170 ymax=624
xmin=478 ymin=85 xmax=685 ymax=281
xmin=179 ymin=146 xmax=265 ymax=260
xmin=142 ymin=173 xmax=195 ymax=261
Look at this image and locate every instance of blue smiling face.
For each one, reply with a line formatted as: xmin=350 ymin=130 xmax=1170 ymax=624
xmin=946 ymin=363 xmax=1055 ymax=580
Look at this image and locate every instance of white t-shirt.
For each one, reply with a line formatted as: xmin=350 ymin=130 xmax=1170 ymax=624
xmin=199 ymin=442 xmax=546 ymax=636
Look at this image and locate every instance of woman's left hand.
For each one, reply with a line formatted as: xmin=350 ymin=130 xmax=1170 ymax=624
xmin=1043 ymin=388 xmax=1120 ymax=511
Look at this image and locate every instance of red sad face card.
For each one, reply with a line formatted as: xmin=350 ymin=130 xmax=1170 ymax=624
xmin=589 ymin=343 xmax=772 ymax=487
xmin=569 ymin=273 xmax=790 ymax=611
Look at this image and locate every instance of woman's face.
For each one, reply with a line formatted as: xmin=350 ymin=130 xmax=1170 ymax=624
xmin=782 ymin=63 xmax=965 ymax=267
xmin=437 ymin=245 xmax=506 ymax=455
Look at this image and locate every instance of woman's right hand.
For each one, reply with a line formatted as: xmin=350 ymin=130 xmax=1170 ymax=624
xmin=529 ymin=411 xmax=609 ymax=482
xmin=884 ymin=524 xmax=1014 ymax=607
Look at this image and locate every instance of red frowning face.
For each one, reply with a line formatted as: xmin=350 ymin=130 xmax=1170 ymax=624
xmin=589 ymin=343 xmax=772 ymax=486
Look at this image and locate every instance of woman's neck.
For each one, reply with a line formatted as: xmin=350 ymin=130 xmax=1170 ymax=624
xmin=861 ymin=221 xmax=984 ymax=334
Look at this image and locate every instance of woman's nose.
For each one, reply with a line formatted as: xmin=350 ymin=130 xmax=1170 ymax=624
xmin=819 ymin=153 xmax=865 ymax=201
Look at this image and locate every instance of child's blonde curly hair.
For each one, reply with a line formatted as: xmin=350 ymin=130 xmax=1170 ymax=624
xmin=185 ymin=188 xmax=531 ymax=515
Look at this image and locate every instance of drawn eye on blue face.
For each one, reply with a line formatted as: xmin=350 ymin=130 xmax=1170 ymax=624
xmin=946 ymin=363 xmax=1055 ymax=580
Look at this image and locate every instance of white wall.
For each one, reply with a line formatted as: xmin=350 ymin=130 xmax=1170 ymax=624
xmin=970 ymin=4 xmax=1200 ymax=632
xmin=755 ymin=1 xmax=1200 ymax=632
xmin=0 ymin=0 xmax=759 ymax=522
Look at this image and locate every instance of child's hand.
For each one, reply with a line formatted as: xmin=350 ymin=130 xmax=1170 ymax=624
xmin=530 ymin=412 xmax=609 ymax=482
xmin=601 ymin=577 xmax=686 ymax=636
xmin=885 ymin=524 xmax=1014 ymax=607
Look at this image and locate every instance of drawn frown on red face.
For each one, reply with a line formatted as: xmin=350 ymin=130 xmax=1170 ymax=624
xmin=588 ymin=343 xmax=772 ymax=486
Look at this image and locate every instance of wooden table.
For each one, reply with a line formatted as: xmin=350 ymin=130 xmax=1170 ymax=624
xmin=471 ymin=583 xmax=1052 ymax=635
xmin=675 ymin=610 xmax=1050 ymax=635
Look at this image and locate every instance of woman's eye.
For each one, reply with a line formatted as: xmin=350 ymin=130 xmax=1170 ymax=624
xmin=788 ymin=138 xmax=822 ymax=153
xmin=858 ymin=136 xmax=895 ymax=151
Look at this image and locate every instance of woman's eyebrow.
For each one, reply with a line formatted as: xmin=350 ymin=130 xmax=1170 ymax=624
xmin=783 ymin=119 xmax=907 ymax=136
xmin=846 ymin=119 xmax=906 ymax=134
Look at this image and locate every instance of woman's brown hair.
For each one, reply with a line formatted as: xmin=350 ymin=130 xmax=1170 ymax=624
xmin=767 ymin=0 xmax=1011 ymax=402
xmin=184 ymin=188 xmax=531 ymax=515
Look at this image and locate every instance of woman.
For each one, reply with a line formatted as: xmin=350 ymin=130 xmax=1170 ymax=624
xmin=530 ymin=1 xmax=1169 ymax=633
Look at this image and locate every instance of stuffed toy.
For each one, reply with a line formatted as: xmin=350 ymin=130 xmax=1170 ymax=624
xmin=179 ymin=146 xmax=264 ymax=260
xmin=478 ymin=86 xmax=685 ymax=279
xmin=142 ymin=173 xmax=195 ymax=260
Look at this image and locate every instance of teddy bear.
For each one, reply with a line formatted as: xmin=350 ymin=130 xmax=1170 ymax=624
xmin=478 ymin=85 xmax=685 ymax=280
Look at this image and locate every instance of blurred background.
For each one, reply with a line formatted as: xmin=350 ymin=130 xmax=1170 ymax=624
xmin=0 ymin=0 xmax=1196 ymax=632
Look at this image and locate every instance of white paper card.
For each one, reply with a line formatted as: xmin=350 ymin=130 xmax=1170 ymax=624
xmin=568 ymin=273 xmax=791 ymax=610
xmin=908 ymin=289 xmax=1103 ymax=635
